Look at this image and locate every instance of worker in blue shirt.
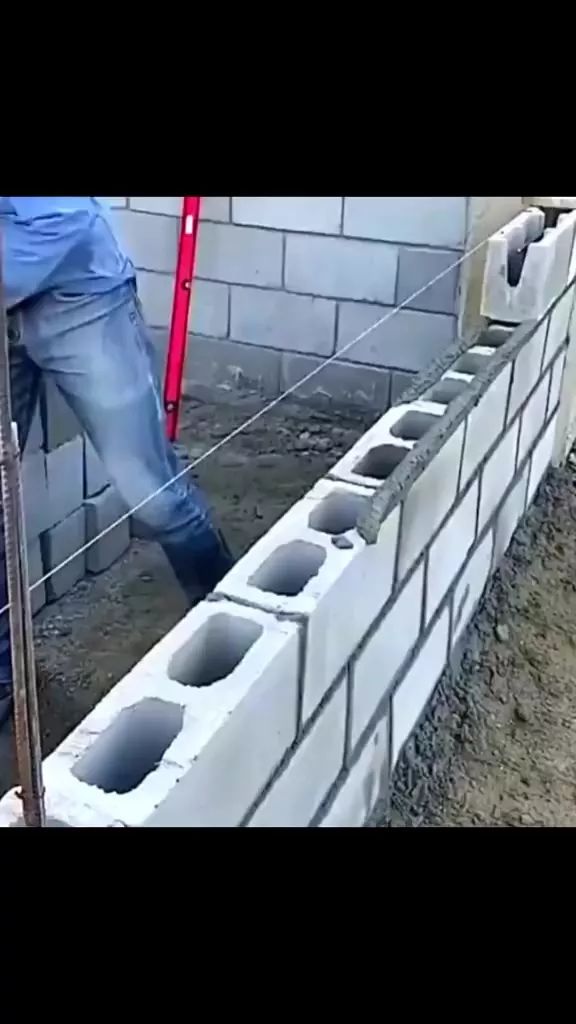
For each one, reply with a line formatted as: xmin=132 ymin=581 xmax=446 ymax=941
xmin=0 ymin=196 xmax=234 ymax=726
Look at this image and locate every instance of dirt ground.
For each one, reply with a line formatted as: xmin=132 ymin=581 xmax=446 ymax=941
xmin=1 ymin=398 xmax=575 ymax=827
xmin=385 ymin=457 xmax=576 ymax=828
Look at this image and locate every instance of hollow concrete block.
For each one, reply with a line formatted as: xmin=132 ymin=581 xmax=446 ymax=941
xmin=481 ymin=208 xmax=576 ymax=323
xmin=85 ymin=488 xmax=130 ymax=574
xmin=216 ymin=478 xmax=401 ymax=722
xmin=391 ymin=609 xmax=450 ymax=768
xmin=41 ymin=507 xmax=86 ymax=602
xmin=319 ymin=713 xmax=389 ymax=828
xmin=0 ymin=601 xmax=300 ymax=828
xmin=350 ymin=564 xmax=424 ymax=749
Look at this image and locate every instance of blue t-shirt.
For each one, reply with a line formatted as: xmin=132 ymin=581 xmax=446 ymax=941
xmin=0 ymin=197 xmax=135 ymax=310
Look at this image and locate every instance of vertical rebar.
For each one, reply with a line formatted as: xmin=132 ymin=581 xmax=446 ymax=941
xmin=0 ymin=242 xmax=45 ymax=827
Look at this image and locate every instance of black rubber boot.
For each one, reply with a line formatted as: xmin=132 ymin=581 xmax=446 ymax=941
xmin=193 ymin=531 xmax=235 ymax=594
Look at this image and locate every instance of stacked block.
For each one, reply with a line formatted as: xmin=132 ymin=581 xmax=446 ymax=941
xmin=481 ymin=206 xmax=576 ymax=323
xmin=20 ymin=379 xmax=130 ymax=616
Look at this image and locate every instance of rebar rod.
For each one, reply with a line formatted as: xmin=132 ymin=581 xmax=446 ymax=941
xmin=0 ymin=244 xmax=45 ymax=827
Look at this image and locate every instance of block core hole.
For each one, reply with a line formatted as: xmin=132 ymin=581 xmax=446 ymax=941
xmin=72 ymin=699 xmax=184 ymax=795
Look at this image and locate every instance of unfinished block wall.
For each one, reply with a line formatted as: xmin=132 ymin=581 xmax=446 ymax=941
xmin=3 ymin=202 xmax=574 ymax=828
xmin=106 ymin=197 xmax=480 ymax=411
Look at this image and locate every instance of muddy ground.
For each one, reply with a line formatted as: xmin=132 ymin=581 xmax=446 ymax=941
xmin=1 ymin=398 xmax=575 ymax=826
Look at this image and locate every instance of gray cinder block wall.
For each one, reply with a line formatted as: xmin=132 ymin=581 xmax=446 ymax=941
xmin=106 ymin=197 xmax=523 ymax=412
xmin=21 ymin=381 xmax=130 ymax=615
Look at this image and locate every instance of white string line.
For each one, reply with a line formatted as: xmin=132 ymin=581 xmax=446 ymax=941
xmin=1 ymin=232 xmax=491 ymax=619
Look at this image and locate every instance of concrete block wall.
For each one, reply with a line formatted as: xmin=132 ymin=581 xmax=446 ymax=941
xmin=3 ymin=204 xmax=574 ymax=828
xmin=105 ymin=197 xmax=487 ymax=412
xmin=20 ymin=381 xmax=130 ymax=616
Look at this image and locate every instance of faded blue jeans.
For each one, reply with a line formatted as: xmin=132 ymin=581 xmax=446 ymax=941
xmin=0 ymin=281 xmax=232 ymax=689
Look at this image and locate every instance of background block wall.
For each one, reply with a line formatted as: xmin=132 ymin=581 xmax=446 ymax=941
xmin=20 ymin=378 xmax=129 ymax=618
xmin=104 ymin=197 xmax=486 ymax=412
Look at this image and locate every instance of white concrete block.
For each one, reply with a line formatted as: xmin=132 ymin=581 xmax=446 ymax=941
xmin=24 ymin=405 xmax=43 ymax=452
xmin=553 ymin=296 xmax=576 ymax=465
xmin=40 ymin=377 xmax=81 ymax=451
xmin=329 ymin=401 xmax=445 ymax=491
xmin=42 ymin=507 xmax=86 ymax=601
xmin=518 ymin=371 xmax=551 ymax=466
xmin=233 ymin=196 xmax=343 ymax=235
xmin=285 ymin=233 xmax=399 ymax=304
xmin=460 ymin=364 xmax=512 ymax=486
xmin=0 ymin=601 xmax=300 ymax=828
xmin=392 ymin=609 xmax=450 ymax=767
xmin=196 ymin=222 xmax=283 ymax=288
xmin=45 ymin=436 xmax=84 ymax=527
xmin=507 ymin=320 xmax=548 ymax=421
xmin=97 ymin=197 xmax=127 ymax=209
xmin=216 ymin=478 xmax=401 ymax=722
xmin=561 ymin=212 xmax=576 ymax=283
xmin=542 ymin=284 xmax=575 ymax=369
xmin=527 ymin=197 xmax=576 ymax=210
xmin=481 ymin=207 xmax=575 ymax=323
xmin=191 ymin=280 xmax=230 ymax=339
xmin=0 ymin=788 xmax=91 ymax=829
xmin=320 ymin=714 xmax=389 ymax=828
xmin=129 ymin=197 xmax=183 ymax=216
xmin=136 ymin=271 xmax=173 ymax=328
xmin=493 ymin=465 xmax=529 ymax=566
xmin=548 ymin=350 xmax=566 ymax=417
xmin=230 ymin=285 xmax=336 ymax=356
xmin=478 ymin=420 xmax=520 ymax=532
xmin=351 ymin=564 xmax=424 ymax=749
xmin=85 ymin=488 xmax=130 ymax=574
xmin=201 ymin=197 xmax=230 ymax=222
xmin=526 ymin=416 xmax=557 ymax=507
xmin=452 ymin=532 xmax=494 ymax=647
xmin=398 ymin=423 xmax=466 ymax=578
xmin=22 ymin=450 xmax=50 ymax=540
xmin=343 ymin=197 xmax=468 ymax=249
xmin=248 ymin=682 xmax=346 ymax=827
xmin=112 ymin=209 xmax=179 ymax=273
xmin=559 ymin=209 xmax=576 ymax=283
xmin=426 ymin=481 xmax=479 ymax=621
xmin=336 ymin=300 xmax=456 ymax=372
xmin=28 ymin=539 xmax=46 ymax=616
xmin=84 ymin=437 xmax=108 ymax=497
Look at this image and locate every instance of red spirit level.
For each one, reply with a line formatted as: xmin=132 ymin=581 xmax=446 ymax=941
xmin=164 ymin=196 xmax=202 ymax=442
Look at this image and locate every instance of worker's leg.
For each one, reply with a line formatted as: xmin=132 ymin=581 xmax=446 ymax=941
xmin=21 ymin=284 xmax=233 ymax=600
xmin=0 ymin=315 xmax=41 ymax=723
